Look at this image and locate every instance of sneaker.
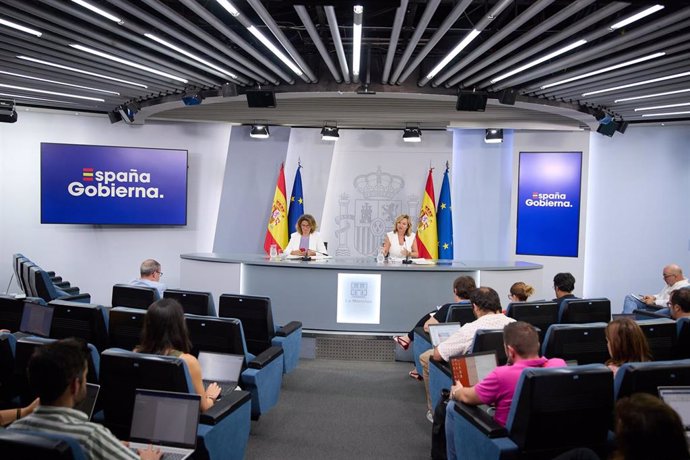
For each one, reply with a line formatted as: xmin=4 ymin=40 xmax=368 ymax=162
xmin=426 ymin=410 xmax=434 ymax=423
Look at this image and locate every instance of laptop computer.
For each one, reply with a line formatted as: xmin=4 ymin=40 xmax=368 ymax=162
xmin=197 ymin=351 xmax=244 ymax=397
xmin=659 ymin=386 xmax=690 ymax=431
xmin=128 ymin=389 xmax=200 ymax=460
xmin=428 ymin=323 xmax=462 ymax=347
xmin=18 ymin=302 xmax=54 ymax=337
xmin=74 ymin=383 xmax=100 ymax=420
xmin=449 ymin=351 xmax=498 ymax=387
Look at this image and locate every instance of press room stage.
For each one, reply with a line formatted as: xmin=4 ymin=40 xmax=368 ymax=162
xmin=180 ymin=253 xmax=542 ymax=333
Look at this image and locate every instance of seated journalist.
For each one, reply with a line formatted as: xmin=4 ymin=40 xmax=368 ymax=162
xmin=552 ymin=272 xmax=578 ymax=308
xmin=8 ymin=337 xmax=161 ymax=460
xmin=129 ymin=258 xmax=166 ymax=298
xmin=444 ymin=321 xmax=566 ymax=460
xmin=284 ymin=213 xmax=328 ymax=257
xmin=622 ymin=264 xmax=689 ymax=314
xmin=134 ymin=298 xmax=221 ymax=412
xmin=668 ymin=288 xmax=690 ymax=320
xmin=419 ymin=287 xmax=515 ymax=422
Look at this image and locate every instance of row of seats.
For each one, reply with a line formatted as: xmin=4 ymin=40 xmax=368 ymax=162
xmin=12 ymin=254 xmax=90 ymax=303
xmin=0 ymin=332 xmax=252 ymax=460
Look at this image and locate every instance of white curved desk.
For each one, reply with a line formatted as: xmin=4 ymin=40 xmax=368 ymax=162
xmin=180 ymin=253 xmax=543 ymax=334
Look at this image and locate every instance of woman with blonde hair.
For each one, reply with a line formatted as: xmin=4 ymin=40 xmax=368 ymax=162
xmin=382 ymin=214 xmax=418 ymax=259
xmin=605 ymin=317 xmax=651 ymax=376
xmin=284 ymin=213 xmax=328 ymax=257
xmin=508 ymin=282 xmax=535 ymax=302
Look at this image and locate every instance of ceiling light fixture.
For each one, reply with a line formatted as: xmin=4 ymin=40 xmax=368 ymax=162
xmin=491 ymin=39 xmax=587 ymax=84
xmin=635 ymin=102 xmax=690 ymax=112
xmin=0 ymin=91 xmax=78 ymax=104
xmin=0 ymin=83 xmax=105 ymax=101
xmin=609 ymin=4 xmax=664 ymax=30
xmin=0 ymin=99 xmax=18 ymax=123
xmin=615 ymin=88 xmax=690 ymax=103
xmin=402 ymin=127 xmax=422 ymax=143
xmin=217 ymin=0 xmax=241 ymax=17
xmin=145 ymin=33 xmax=238 ymax=80
xmin=69 ymin=44 xmax=188 ymax=83
xmin=321 ymin=125 xmax=340 ymax=141
xmin=0 ymin=17 xmax=43 ymax=37
xmin=582 ymin=71 xmax=690 ymax=97
xmin=250 ymin=124 xmax=270 ymax=139
xmin=641 ymin=110 xmax=690 ymax=117
xmin=71 ymin=0 xmax=124 ymax=24
xmin=247 ymin=26 xmax=303 ymax=77
xmin=484 ymin=128 xmax=503 ymax=144
xmin=0 ymin=70 xmax=120 ymax=95
xmin=17 ymin=55 xmax=148 ymax=89
xmin=426 ymin=29 xmax=481 ymax=80
xmin=352 ymin=5 xmax=363 ymax=79
xmin=540 ymin=52 xmax=665 ymax=90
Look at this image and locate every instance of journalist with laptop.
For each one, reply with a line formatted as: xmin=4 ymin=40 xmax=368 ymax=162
xmin=8 ymin=337 xmax=161 ymax=460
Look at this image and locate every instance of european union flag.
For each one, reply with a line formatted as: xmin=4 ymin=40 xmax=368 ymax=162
xmin=437 ymin=166 xmax=453 ymax=260
xmin=287 ymin=165 xmax=304 ymax=233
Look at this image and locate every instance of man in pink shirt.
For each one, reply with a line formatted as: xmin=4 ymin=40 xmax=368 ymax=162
xmin=444 ymin=321 xmax=566 ymax=459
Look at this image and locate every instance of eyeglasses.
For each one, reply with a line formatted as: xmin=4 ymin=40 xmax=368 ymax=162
xmin=663 ymin=273 xmax=676 ymax=279
xmin=157 ymin=271 xmax=163 ymax=277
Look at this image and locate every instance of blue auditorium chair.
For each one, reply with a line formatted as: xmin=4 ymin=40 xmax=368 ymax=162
xmin=451 ymin=364 xmax=613 ymax=460
xmin=99 ymin=349 xmax=251 ymax=460
xmin=542 ymin=323 xmax=609 ymax=365
xmin=635 ymin=317 xmax=677 ymax=361
xmin=30 ymin=267 xmax=90 ymax=303
xmin=0 ymin=331 xmax=17 ymax=403
xmin=164 ymin=288 xmax=217 ymax=316
xmin=445 ymin=303 xmax=475 ymax=324
xmin=13 ymin=337 xmax=100 ymax=405
xmin=107 ymin=306 xmax=146 ymax=350
xmin=0 ymin=429 xmax=86 ymax=460
xmin=185 ymin=313 xmax=284 ymax=419
xmin=111 ymin=284 xmax=158 ymax=309
xmin=0 ymin=294 xmax=25 ymax=331
xmin=48 ymin=300 xmax=109 ymax=352
xmin=506 ymin=301 xmax=558 ymax=341
xmin=218 ymin=293 xmax=301 ymax=374
xmin=558 ymin=298 xmax=611 ymax=324
xmin=614 ymin=359 xmax=690 ymax=400
xmin=676 ymin=317 xmax=690 ymax=359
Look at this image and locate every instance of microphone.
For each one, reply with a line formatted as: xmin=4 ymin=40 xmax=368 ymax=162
xmin=402 ymin=245 xmax=413 ymax=264
xmin=300 ymin=247 xmax=312 ymax=261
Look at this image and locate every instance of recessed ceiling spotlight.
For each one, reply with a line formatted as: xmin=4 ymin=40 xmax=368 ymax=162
xmin=321 ymin=125 xmax=339 ymax=141
xmin=402 ymin=127 xmax=422 ymax=143
xmin=250 ymin=124 xmax=270 ymax=139
xmin=484 ymin=128 xmax=503 ymax=144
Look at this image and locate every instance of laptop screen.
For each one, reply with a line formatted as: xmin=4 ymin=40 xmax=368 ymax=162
xmin=129 ymin=390 xmax=200 ymax=449
xmin=74 ymin=383 xmax=100 ymax=420
xmin=450 ymin=351 xmax=498 ymax=387
xmin=428 ymin=323 xmax=462 ymax=347
xmin=19 ymin=302 xmax=54 ymax=337
xmin=198 ymin=351 xmax=244 ymax=382
xmin=659 ymin=386 xmax=690 ymax=429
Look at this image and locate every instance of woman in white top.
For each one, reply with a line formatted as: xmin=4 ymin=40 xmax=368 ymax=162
xmin=382 ymin=214 xmax=419 ymax=259
xmin=285 ymin=214 xmax=328 ymax=256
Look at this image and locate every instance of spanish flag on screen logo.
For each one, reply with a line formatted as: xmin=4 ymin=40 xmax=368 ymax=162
xmin=416 ymin=168 xmax=438 ymax=259
xmin=263 ymin=164 xmax=289 ymax=254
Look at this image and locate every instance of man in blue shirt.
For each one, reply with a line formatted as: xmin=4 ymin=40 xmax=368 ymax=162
xmin=129 ymin=259 xmax=166 ymax=299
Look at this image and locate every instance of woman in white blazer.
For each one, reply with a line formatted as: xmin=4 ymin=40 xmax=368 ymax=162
xmin=285 ymin=214 xmax=328 ymax=256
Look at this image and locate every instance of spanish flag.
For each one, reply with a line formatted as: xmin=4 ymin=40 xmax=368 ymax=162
xmin=263 ymin=164 xmax=289 ymax=254
xmin=416 ymin=168 xmax=438 ymax=259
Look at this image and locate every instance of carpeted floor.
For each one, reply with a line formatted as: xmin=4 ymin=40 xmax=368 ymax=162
xmin=244 ymin=358 xmax=431 ymax=459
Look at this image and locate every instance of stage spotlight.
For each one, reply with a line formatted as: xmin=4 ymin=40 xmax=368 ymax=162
xmin=0 ymin=99 xmax=18 ymax=123
xmin=484 ymin=128 xmax=503 ymax=144
xmin=592 ymin=108 xmax=613 ymax=125
xmin=250 ymin=124 xmax=270 ymax=139
xmin=107 ymin=111 xmax=122 ymax=124
xmin=456 ymin=89 xmax=487 ymax=112
xmin=321 ymin=126 xmax=339 ymax=141
xmin=402 ymin=127 xmax=422 ymax=143
xmin=498 ymin=88 xmax=517 ymax=105
xmin=616 ymin=120 xmax=629 ymax=134
xmin=117 ymin=105 xmax=136 ymax=124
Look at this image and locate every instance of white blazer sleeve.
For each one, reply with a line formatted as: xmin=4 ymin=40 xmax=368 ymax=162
xmin=284 ymin=232 xmax=301 ymax=254
xmin=312 ymin=232 xmax=328 ymax=255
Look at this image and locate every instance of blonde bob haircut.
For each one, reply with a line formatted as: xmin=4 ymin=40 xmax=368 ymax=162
xmin=393 ymin=214 xmax=412 ymax=236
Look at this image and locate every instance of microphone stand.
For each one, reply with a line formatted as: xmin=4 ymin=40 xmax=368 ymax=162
xmin=300 ymin=249 xmax=312 ymax=261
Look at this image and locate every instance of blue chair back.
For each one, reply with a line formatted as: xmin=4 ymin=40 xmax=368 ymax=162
xmin=506 ymin=301 xmax=558 ymax=341
xmin=48 ymin=300 xmax=109 ymax=352
xmin=219 ymin=294 xmax=274 ymax=356
xmin=0 ymin=294 xmax=25 ymax=331
xmin=0 ymin=331 xmax=16 ymax=402
xmin=614 ymin=359 xmax=690 ymax=400
xmin=111 ymin=284 xmax=157 ymax=309
xmin=559 ymin=298 xmax=611 ymax=323
xmin=445 ymin=303 xmax=474 ymax=325
xmin=107 ymin=307 xmax=146 ymax=350
xmin=185 ymin=314 xmax=249 ymax=362
xmin=676 ymin=318 xmax=690 ymax=359
xmin=635 ymin=318 xmax=677 ymax=361
xmin=470 ymin=329 xmax=507 ymax=365
xmin=164 ymin=289 xmax=216 ymax=316
xmin=542 ymin=323 xmax=609 ymax=365
xmin=0 ymin=430 xmax=86 ymax=460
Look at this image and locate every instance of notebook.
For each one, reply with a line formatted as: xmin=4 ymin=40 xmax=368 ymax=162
xmin=658 ymin=386 xmax=690 ymax=430
xmin=128 ymin=389 xmax=200 ymax=460
xmin=449 ymin=351 xmax=498 ymax=387
xmin=197 ymin=351 xmax=244 ymax=397
xmin=74 ymin=383 xmax=100 ymax=420
xmin=428 ymin=323 xmax=462 ymax=347
xmin=18 ymin=302 xmax=54 ymax=337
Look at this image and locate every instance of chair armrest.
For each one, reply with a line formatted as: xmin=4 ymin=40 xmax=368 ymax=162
xmin=276 ymin=321 xmax=302 ymax=337
xmin=455 ymin=402 xmax=507 ymax=438
xmin=248 ymin=346 xmax=283 ymax=369
xmin=58 ymin=293 xmax=91 ymax=303
xmin=200 ymin=390 xmax=251 ymax=425
xmin=59 ymin=286 xmax=80 ymax=294
xmin=51 ymin=276 xmax=63 ymax=283
xmin=413 ymin=326 xmax=431 ymax=343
